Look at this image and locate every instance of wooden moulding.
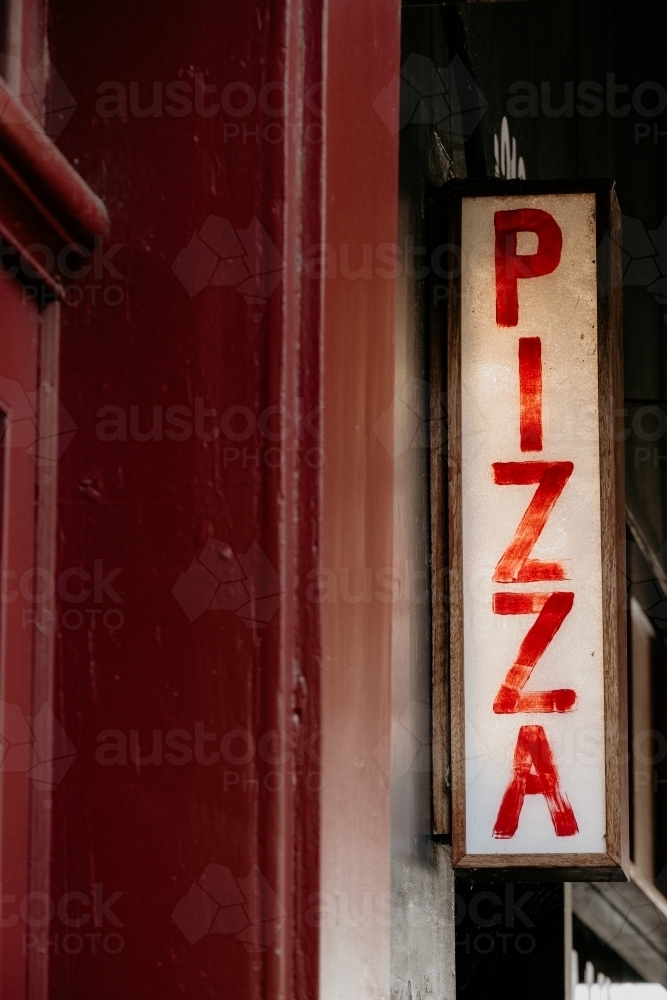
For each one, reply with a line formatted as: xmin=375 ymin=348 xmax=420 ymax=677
xmin=0 ymin=77 xmax=108 ymax=294
xmin=429 ymin=189 xmax=450 ymax=836
xmin=433 ymin=179 xmax=628 ymax=881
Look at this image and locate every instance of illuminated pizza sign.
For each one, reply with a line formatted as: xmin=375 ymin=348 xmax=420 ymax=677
xmin=445 ymin=182 xmax=628 ymax=878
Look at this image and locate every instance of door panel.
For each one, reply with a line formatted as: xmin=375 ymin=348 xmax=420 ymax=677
xmin=0 ymin=275 xmax=40 ymax=999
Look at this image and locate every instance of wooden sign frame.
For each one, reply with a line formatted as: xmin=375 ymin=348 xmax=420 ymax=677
xmin=435 ymin=179 xmax=628 ymax=880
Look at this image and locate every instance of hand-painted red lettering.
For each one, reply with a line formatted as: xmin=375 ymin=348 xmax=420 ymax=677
xmin=492 ymin=725 xmax=579 ymax=838
xmin=492 ymin=591 xmax=576 ymax=713
xmin=495 ymin=209 xmax=563 ymax=327
xmin=492 ymin=461 xmax=573 ymax=583
xmin=519 ymin=337 xmax=542 ymax=452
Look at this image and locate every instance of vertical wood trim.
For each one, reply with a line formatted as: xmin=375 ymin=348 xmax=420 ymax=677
xmin=27 ymin=298 xmax=60 ymax=1000
xmin=446 ymin=191 xmax=465 ymax=860
xmin=258 ymin=0 xmax=301 ymax=993
xmin=430 ymin=265 xmax=450 ymax=835
xmin=597 ymin=184 xmax=629 ymax=871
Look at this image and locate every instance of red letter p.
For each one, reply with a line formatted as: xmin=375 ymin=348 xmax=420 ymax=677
xmin=495 ymin=209 xmax=563 ymax=327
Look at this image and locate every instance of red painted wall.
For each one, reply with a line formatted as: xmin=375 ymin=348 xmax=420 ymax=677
xmin=46 ymin=1 xmax=322 ymax=996
xmin=45 ymin=0 xmax=401 ymax=994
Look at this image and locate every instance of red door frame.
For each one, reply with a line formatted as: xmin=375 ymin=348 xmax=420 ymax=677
xmin=0 ymin=72 xmax=105 ymax=1000
xmin=42 ymin=0 xmax=403 ymax=996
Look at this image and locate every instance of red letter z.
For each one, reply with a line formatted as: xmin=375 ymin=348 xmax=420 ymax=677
xmin=492 ymin=591 xmax=576 ymax=713
xmin=493 ymin=461 xmax=573 ymax=583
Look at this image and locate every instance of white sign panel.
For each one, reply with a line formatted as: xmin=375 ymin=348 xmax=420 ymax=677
xmin=447 ymin=184 xmax=627 ymax=877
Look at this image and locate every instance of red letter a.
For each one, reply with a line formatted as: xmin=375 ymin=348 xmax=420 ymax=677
xmin=495 ymin=209 xmax=563 ymax=327
xmin=493 ymin=725 xmax=578 ymax=839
